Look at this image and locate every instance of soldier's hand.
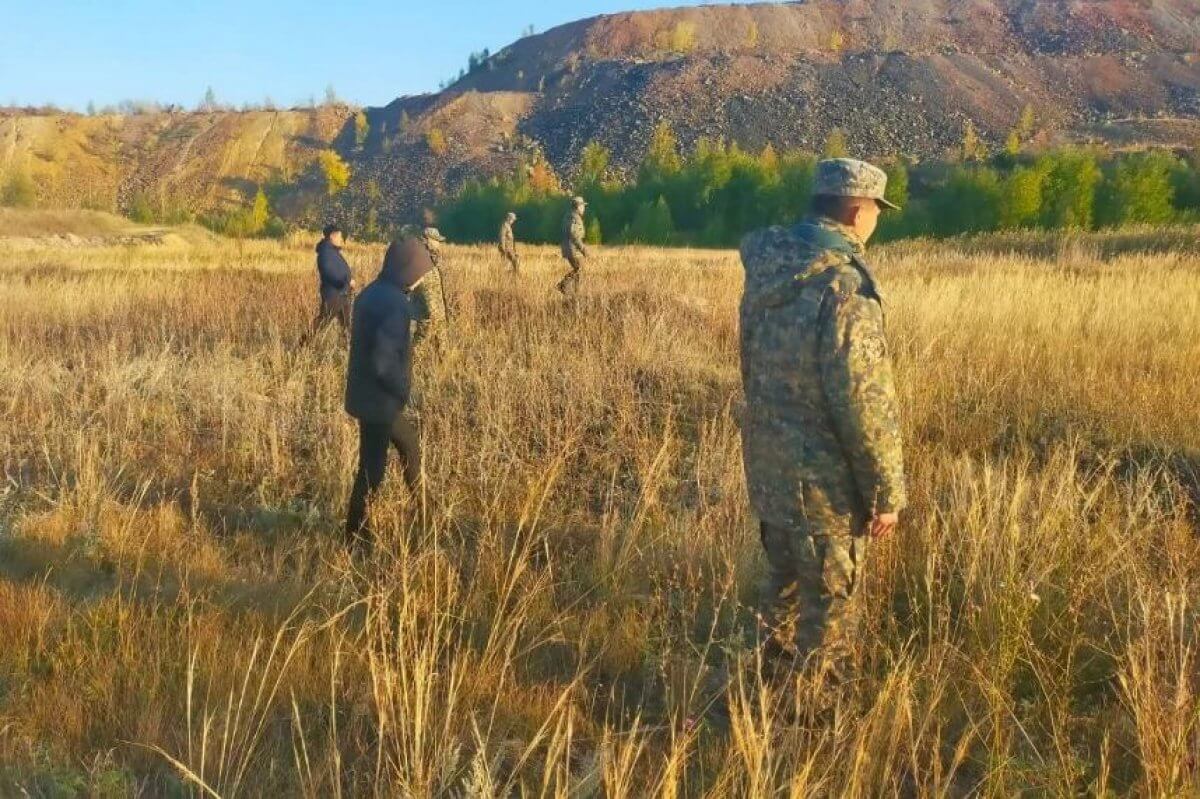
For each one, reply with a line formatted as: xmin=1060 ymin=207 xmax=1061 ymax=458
xmin=870 ymin=512 xmax=899 ymax=539
xmin=350 ymin=279 xmax=359 ymax=290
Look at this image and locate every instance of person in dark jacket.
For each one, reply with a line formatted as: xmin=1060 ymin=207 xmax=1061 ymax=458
xmin=314 ymin=223 xmax=356 ymax=333
xmin=343 ymin=238 xmax=434 ymax=548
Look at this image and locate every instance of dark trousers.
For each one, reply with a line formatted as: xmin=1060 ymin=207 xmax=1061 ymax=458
xmin=315 ymin=292 xmax=352 ymax=334
xmin=345 ymin=415 xmax=422 ymax=546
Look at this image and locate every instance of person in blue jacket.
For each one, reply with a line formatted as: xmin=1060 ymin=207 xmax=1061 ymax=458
xmin=314 ymin=223 xmax=356 ymax=333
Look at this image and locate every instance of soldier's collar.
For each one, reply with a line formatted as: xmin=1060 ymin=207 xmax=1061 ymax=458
xmin=809 ymin=216 xmax=866 ymax=254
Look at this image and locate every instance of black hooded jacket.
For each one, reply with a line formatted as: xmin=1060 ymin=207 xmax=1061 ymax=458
xmin=344 ymin=240 xmax=434 ymax=423
xmin=316 ymin=238 xmax=353 ymax=299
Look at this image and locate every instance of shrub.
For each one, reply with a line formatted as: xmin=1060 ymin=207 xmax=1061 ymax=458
xmin=1 ymin=170 xmax=37 ymax=208
xmin=999 ymin=164 xmax=1048 ymax=229
xmin=1096 ymin=151 xmax=1177 ymax=227
xmin=671 ymin=22 xmax=697 ymax=53
xmin=927 ymin=166 xmax=1002 ymax=236
xmin=354 ymin=111 xmax=370 ymax=150
xmin=627 ymin=196 xmax=675 ymax=244
xmin=1040 ymin=150 xmax=1101 ymax=230
xmin=823 ymin=129 xmax=849 ymax=159
xmin=426 ymin=128 xmax=449 ymax=157
xmin=318 ymin=150 xmax=351 ymax=196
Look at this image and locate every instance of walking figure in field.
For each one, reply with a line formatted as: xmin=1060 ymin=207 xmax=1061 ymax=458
xmin=557 ymin=196 xmax=589 ymax=296
xmin=498 ymin=211 xmax=520 ymax=274
xmin=399 ymin=224 xmax=449 ymax=348
xmin=344 ymin=239 xmax=433 ymax=550
xmin=739 ymin=158 xmax=907 ymax=681
xmin=314 ymin=223 xmax=356 ymax=334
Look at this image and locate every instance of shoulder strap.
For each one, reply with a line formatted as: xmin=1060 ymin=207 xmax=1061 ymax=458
xmin=850 ymin=254 xmax=883 ymax=304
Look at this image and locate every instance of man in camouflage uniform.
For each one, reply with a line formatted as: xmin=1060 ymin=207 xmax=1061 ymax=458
xmin=399 ymin=224 xmax=448 ymax=348
xmin=498 ymin=211 xmax=520 ymax=274
xmin=394 ymin=225 xmax=449 ymax=434
xmin=557 ymin=196 xmax=589 ymax=296
xmin=739 ymin=158 xmax=907 ymax=680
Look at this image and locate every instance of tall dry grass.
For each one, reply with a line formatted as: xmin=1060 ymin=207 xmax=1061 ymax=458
xmin=0 ymin=228 xmax=1197 ymax=796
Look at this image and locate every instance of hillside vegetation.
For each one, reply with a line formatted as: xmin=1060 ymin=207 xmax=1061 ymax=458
xmin=6 ymin=1 xmax=1200 ymax=231
xmin=0 ymin=229 xmax=1196 ymax=794
xmin=439 ymin=125 xmax=1200 ymax=247
xmin=0 ymin=107 xmax=351 ymax=226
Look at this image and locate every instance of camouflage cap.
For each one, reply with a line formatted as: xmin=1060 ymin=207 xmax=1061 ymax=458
xmin=814 ymin=158 xmax=900 ymax=210
xmin=572 ymin=196 xmax=587 ymax=208
xmin=423 ymin=227 xmax=447 ymax=243
xmin=505 ymin=211 xmax=517 ymax=221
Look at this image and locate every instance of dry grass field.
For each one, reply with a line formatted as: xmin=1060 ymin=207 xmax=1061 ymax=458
xmin=0 ymin=223 xmax=1197 ymax=796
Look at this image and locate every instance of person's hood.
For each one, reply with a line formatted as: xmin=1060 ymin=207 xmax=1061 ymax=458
xmin=741 ymin=217 xmax=864 ymax=312
xmin=378 ymin=238 xmax=434 ymax=290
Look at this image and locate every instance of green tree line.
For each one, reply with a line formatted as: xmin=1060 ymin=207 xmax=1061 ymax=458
xmin=437 ymin=123 xmax=1200 ymax=247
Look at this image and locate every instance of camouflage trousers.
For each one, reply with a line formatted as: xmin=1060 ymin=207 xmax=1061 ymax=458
xmin=500 ymin=248 xmax=521 ymax=274
xmin=557 ymin=256 xmax=583 ymax=296
xmin=759 ymin=522 xmax=870 ymax=677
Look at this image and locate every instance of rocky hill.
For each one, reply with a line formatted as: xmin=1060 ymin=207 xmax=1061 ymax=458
xmin=337 ymin=0 xmax=1200 ymax=225
xmin=5 ymin=1 xmax=1200 ymax=229
xmin=0 ymin=107 xmax=351 ymax=220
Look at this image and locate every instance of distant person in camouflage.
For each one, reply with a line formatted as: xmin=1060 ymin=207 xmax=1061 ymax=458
xmin=739 ymin=158 xmax=907 ymax=680
xmin=557 ymin=196 xmax=589 ymax=296
xmin=498 ymin=211 xmax=520 ymax=274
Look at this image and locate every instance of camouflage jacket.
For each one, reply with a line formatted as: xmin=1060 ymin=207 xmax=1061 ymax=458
xmin=561 ymin=210 xmax=587 ymax=260
xmin=499 ymin=220 xmax=516 ymax=254
xmin=409 ymin=266 xmax=447 ymax=352
xmin=739 ymin=216 xmax=907 ymax=532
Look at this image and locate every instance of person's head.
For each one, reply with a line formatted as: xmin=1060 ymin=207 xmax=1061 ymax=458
xmin=810 ymin=194 xmax=883 ymax=242
xmin=379 ymin=238 xmax=435 ymax=290
xmin=423 ymin=227 xmax=447 ymax=252
xmin=810 ymin=158 xmax=899 ymax=243
xmin=322 ymin=223 xmax=345 ymax=247
xmin=572 ymin=196 xmax=587 ymax=213
xmin=506 ymin=211 xmax=517 ymax=223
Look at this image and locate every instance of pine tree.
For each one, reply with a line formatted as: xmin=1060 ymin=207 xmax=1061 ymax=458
xmin=961 ymin=120 xmax=986 ymax=161
xmin=199 ymin=86 xmax=218 ymax=112
xmin=642 ymin=121 xmax=682 ymax=180
xmin=579 ymin=141 xmax=612 ymax=188
xmin=1018 ymin=105 xmax=1036 ymax=141
xmin=354 ymin=111 xmax=370 ymax=150
xmin=1005 ymin=130 xmax=1022 ymax=157
xmin=759 ymin=143 xmax=779 ymax=173
xmin=249 ymin=188 xmax=270 ymax=234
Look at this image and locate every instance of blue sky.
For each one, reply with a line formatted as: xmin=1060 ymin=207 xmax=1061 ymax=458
xmin=3 ymin=0 xmax=724 ymax=110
